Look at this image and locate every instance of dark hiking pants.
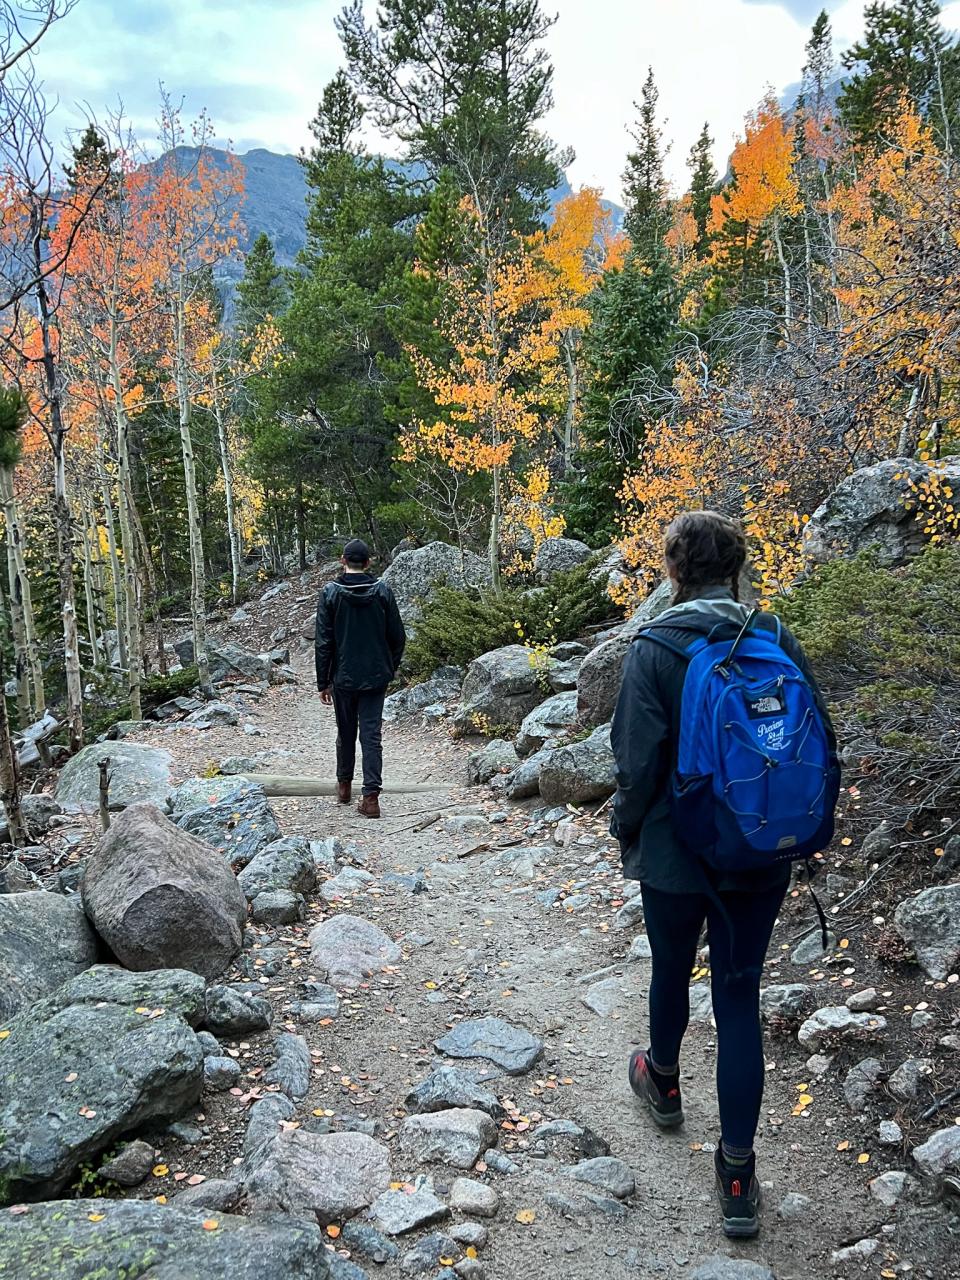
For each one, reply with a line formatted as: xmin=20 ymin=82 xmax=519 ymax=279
xmin=640 ymin=881 xmax=787 ymax=1153
xmin=333 ymin=686 xmax=387 ymax=795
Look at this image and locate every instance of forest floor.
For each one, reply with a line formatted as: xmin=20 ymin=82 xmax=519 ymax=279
xmin=80 ymin=623 xmax=957 ymax=1280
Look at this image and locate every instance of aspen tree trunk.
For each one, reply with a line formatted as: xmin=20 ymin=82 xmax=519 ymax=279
xmin=897 ymin=378 xmax=928 ymax=458
xmin=1 ymin=468 xmax=43 ymax=719
xmin=80 ymin=495 xmax=101 ymax=669
xmin=0 ymin=648 xmax=26 ymax=847
xmin=481 ymin=226 xmax=502 ymax=595
xmin=33 ymin=253 xmax=83 ymax=752
xmin=109 ymin=320 xmax=143 ymax=718
xmin=209 ymin=363 xmax=241 ymax=603
xmin=95 ymin=435 xmax=127 ymax=671
xmin=562 ymin=335 xmax=578 ymax=476
xmin=803 ymin=218 xmax=816 ymax=343
xmin=296 ymin=478 xmax=307 ymax=570
xmin=174 ymin=278 xmax=213 ymax=697
xmin=772 ymin=217 xmax=792 ymax=331
xmin=129 ymin=490 xmax=166 ymax=676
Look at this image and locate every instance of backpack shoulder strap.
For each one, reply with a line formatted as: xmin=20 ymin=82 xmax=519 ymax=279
xmin=635 ymin=625 xmax=709 ymax=664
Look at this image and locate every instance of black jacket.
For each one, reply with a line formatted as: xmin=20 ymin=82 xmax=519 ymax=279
xmin=315 ymin=573 xmax=406 ymax=693
xmin=610 ymin=588 xmax=838 ymax=895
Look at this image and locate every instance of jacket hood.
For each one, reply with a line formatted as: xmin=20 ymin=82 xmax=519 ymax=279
xmin=648 ymin=587 xmax=754 ymax=636
xmin=331 ymin=575 xmax=382 ymax=608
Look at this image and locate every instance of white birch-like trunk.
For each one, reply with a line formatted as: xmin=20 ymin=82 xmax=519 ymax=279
xmin=95 ymin=437 xmax=127 ymax=671
xmin=109 ymin=319 xmax=142 ymax=718
xmin=1 ymin=468 xmax=42 ymax=720
xmin=772 ymin=216 xmax=792 ymax=331
xmin=210 ymin=362 xmax=241 ymax=604
xmin=174 ymin=280 xmax=213 ymax=696
xmin=80 ymin=493 xmax=102 ymax=670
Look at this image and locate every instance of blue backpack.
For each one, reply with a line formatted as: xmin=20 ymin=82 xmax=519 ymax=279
xmin=642 ymin=609 xmax=840 ymax=875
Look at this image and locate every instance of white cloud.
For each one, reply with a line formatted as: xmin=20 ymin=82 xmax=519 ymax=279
xmin=26 ymin=0 xmax=960 ymax=200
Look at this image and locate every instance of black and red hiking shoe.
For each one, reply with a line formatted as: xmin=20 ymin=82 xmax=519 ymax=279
xmin=714 ymin=1149 xmax=761 ymax=1239
xmin=628 ymin=1050 xmax=684 ymax=1128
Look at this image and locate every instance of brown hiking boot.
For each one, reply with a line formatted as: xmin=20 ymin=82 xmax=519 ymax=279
xmin=337 ymin=781 xmax=352 ymax=804
xmin=357 ymin=792 xmax=381 ymax=819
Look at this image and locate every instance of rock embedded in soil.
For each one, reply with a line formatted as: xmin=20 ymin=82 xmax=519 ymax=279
xmin=628 ymin=934 xmax=652 ymax=961
xmin=0 ymin=967 xmax=203 ymax=1202
xmin=399 ymin=1108 xmax=498 ymax=1169
xmin=169 ymin=776 xmax=253 ymax=814
xmin=894 ymin=883 xmax=960 ymax=980
xmin=912 ymin=1125 xmax=960 ymax=1176
xmin=563 ymin=1156 xmax=636 ymax=1200
xmin=581 ymin=977 xmax=623 ymax=1016
xmin=404 ymin=1066 xmax=505 ymax=1119
xmin=342 ymin=1221 xmax=400 ymax=1263
xmin=760 ymin=983 xmax=811 ymax=1022
xmin=529 ymin=1119 xmax=611 ymax=1161
xmin=237 ymin=836 xmax=318 ymax=901
xmin=514 ymin=691 xmax=578 ymax=757
xmin=372 ymin=1186 xmax=452 ymax=1235
xmin=689 ymin=1259 xmax=776 ymax=1280
xmin=538 ymin=724 xmax=616 ymax=806
xmin=870 ymin=1170 xmax=912 ymax=1206
xmin=797 ymin=1006 xmax=887 ymax=1051
xmin=81 ymin=803 xmax=247 ymax=979
xmin=251 ymin=888 xmax=305 ymax=924
xmin=175 ymin=783 xmax=281 ymax=869
xmin=186 ymin=700 xmax=240 ymax=728
xmin=888 ymin=1056 xmax=933 ymax=1103
xmin=466 ymin=738 xmax=520 ymax=785
xmin=309 ymin=914 xmax=402 ymax=987
xmin=0 ymin=857 xmax=43 ymax=892
xmin=616 ymin=897 xmax=645 ymax=929
xmin=55 ymin=740 xmax=174 ymax=811
xmin=204 ymin=985 xmax=272 ymax=1036
xmin=790 ymin=930 xmax=838 ymax=964
xmin=204 ymin=1054 xmax=242 ymax=1091
xmin=173 ymin=1177 xmax=244 ymax=1211
xmin=264 ymin=1031 xmax=311 ymax=1100
xmin=452 ymin=644 xmax=546 ymax=733
xmin=879 ymin=1120 xmax=904 ymax=1145
xmin=242 ymin=1129 xmax=392 ymax=1223
xmin=0 ymin=1197 xmax=330 ymax=1280
xmin=65 ymin=964 xmax=206 ymax=1024
xmin=435 ymin=1016 xmax=544 ymax=1075
xmin=846 ymin=987 xmax=880 ymax=1012
xmin=400 ymin=1231 xmax=460 ymax=1277
xmin=98 ymin=1138 xmax=157 ymax=1186
xmin=842 ymin=1057 xmax=885 ymax=1112
xmin=449 ymin=1221 xmax=488 ymax=1249
xmin=831 ymin=1238 xmax=879 ymax=1264
xmin=449 ymin=1177 xmax=499 ymax=1217
xmin=244 ymin=1093 xmax=296 ymax=1155
xmin=321 ymin=866 xmax=376 ymax=901
xmin=777 ymin=1191 xmax=811 ymax=1220
xmin=0 ymin=889 xmax=98 ymax=1019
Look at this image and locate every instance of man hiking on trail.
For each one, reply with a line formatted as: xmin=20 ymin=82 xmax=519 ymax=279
xmin=315 ymin=538 xmax=406 ymax=819
xmin=611 ymin=511 xmax=838 ymax=1240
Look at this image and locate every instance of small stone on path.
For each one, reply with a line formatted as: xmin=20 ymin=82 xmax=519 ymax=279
xmin=264 ymin=1032 xmax=311 ymax=1100
xmin=563 ymin=1156 xmax=635 ymax=1200
xmin=373 ymin=1187 xmax=451 ymax=1235
xmin=400 ymin=1108 xmax=497 ymax=1169
xmin=435 ymin=1017 xmax=544 ymax=1075
xmin=98 ymin=1139 xmax=156 ymax=1187
xmin=449 ymin=1177 xmax=499 ymax=1217
xmin=204 ymin=985 xmax=272 ymax=1036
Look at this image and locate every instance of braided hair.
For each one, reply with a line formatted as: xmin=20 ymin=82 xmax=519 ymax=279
xmin=664 ymin=511 xmax=747 ymax=604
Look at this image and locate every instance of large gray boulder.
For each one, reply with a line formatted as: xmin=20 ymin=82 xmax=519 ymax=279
xmin=381 ymin=541 xmax=490 ymax=625
xmin=514 ymin=690 xmax=578 ymax=756
xmin=81 ymin=804 xmax=246 ymax=979
xmin=208 ymin=642 xmax=270 ymax=682
xmin=0 ymin=966 xmax=204 ymax=1202
xmin=0 ymin=1198 xmax=330 ymax=1279
xmin=175 ymin=783 xmax=281 ymax=869
xmin=169 ymin=776 xmax=253 ymax=815
xmin=894 ymin=884 xmax=960 ymax=980
xmin=453 ymin=645 xmax=545 ymax=734
xmin=242 ymin=1129 xmax=392 ymax=1224
xmin=0 ymin=891 xmax=99 ymax=1019
xmin=497 ymin=747 xmax=553 ymax=800
xmin=576 ymin=581 xmax=674 ymax=725
xmin=539 ymin=724 xmax=616 ymax=806
xmin=804 ymin=456 xmax=960 ymax=567
xmin=383 ymin=668 xmax=464 ymax=723
xmin=55 ymin=741 xmax=174 ymax=811
xmin=308 ymin=914 xmax=402 ymax=988
xmin=534 ymin=536 xmax=593 ymax=583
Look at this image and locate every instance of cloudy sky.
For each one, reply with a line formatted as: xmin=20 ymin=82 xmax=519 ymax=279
xmin=30 ymin=0 xmax=960 ymax=201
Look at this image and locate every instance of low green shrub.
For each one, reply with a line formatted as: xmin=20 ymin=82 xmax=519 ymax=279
xmin=405 ymin=560 xmax=616 ymax=683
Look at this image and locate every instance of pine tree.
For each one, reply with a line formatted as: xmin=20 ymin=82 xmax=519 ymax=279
xmin=338 ymin=0 xmax=563 ymax=231
xmin=235 ymin=233 xmax=286 ymax=344
xmin=803 ymin=10 xmax=835 ymax=114
xmin=839 ymin=0 xmax=960 ymax=147
xmin=64 ymin=123 xmax=117 ymax=191
xmin=623 ymin=68 xmax=669 ymax=256
xmin=687 ymin=122 xmax=717 ymax=258
xmin=562 ymin=246 xmax=676 ymax=541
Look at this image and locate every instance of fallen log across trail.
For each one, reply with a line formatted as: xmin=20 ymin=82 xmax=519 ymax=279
xmin=242 ymin=773 xmax=453 ymax=797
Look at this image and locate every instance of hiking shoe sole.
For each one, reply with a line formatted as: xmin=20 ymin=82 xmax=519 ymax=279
xmin=628 ymin=1051 xmax=684 ymax=1128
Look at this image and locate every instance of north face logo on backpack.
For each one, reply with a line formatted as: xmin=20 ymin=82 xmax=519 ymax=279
xmin=746 ymin=693 xmax=784 ymax=717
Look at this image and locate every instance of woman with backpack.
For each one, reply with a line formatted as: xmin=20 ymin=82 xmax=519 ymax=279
xmin=611 ymin=510 xmax=838 ymax=1239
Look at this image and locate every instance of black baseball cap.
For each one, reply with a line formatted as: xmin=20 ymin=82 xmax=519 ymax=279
xmin=342 ymin=538 xmax=370 ymax=564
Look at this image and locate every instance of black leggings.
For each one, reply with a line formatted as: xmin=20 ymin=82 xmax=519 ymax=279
xmin=640 ymin=881 xmax=786 ymax=1153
